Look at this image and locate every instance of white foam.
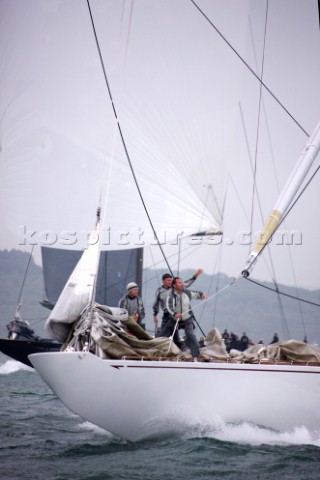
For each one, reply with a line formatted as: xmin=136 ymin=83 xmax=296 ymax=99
xmin=146 ymin=409 xmax=320 ymax=447
xmin=0 ymin=359 xmax=33 ymax=375
xmin=207 ymin=421 xmax=320 ymax=447
xmin=78 ymin=421 xmax=118 ymax=439
xmin=179 ymin=415 xmax=320 ymax=447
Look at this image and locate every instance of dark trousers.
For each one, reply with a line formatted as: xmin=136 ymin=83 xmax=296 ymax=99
xmin=155 ymin=311 xmax=170 ymax=338
xmin=160 ymin=317 xmax=199 ymax=357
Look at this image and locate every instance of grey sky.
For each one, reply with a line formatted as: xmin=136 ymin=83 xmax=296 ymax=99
xmin=0 ymin=0 xmax=319 ymax=289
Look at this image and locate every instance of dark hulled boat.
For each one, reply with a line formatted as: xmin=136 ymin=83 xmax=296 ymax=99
xmin=0 ymin=247 xmax=143 ymax=367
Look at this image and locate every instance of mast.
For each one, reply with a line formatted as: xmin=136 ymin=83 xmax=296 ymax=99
xmin=241 ymin=121 xmax=320 ymax=277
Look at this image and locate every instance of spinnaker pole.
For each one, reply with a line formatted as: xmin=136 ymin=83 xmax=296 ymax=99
xmin=241 ymin=120 xmax=320 ymax=277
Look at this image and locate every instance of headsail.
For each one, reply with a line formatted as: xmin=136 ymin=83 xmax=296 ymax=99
xmin=45 ymin=215 xmax=101 ymax=342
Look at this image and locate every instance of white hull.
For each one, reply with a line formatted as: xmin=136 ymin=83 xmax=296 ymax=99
xmin=29 ymin=352 xmax=320 ymax=441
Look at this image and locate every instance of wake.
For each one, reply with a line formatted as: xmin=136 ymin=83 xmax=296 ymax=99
xmin=204 ymin=421 xmax=320 ymax=448
xmin=137 ymin=410 xmax=320 ymax=447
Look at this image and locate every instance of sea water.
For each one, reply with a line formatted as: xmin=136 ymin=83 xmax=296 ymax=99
xmin=1 ymin=353 xmax=319 ymax=480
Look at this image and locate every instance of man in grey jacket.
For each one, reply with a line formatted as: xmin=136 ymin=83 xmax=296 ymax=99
xmin=153 ymin=269 xmax=203 ymax=335
xmin=118 ymin=282 xmax=145 ymax=330
xmin=161 ymin=277 xmax=207 ymax=358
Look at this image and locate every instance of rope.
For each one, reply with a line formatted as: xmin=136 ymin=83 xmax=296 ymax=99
xmin=192 ymin=276 xmax=239 ymax=315
xmin=171 ymin=276 xmax=240 ymax=338
xmin=168 ymin=316 xmax=181 ymax=353
xmin=189 ymin=0 xmax=309 ymax=137
xmin=86 ymin=0 xmax=173 ymax=277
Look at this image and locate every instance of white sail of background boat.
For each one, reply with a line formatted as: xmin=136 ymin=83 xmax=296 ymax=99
xmin=1 ymin=1 xmax=320 ymax=440
xmin=40 ymin=245 xmax=143 ymax=310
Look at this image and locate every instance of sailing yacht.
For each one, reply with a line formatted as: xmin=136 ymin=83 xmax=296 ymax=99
xmin=1 ymin=1 xmax=320 ymax=440
xmin=30 ymin=123 xmax=320 ymax=441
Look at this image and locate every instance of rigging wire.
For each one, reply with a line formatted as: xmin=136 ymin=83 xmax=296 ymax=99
xmin=207 ymin=0 xmax=320 ymax=337
xmin=228 ymin=170 xmax=251 ymax=226
xmin=248 ymin=2 xmax=268 ymax=244
xmin=16 ymin=245 xmax=35 ymax=307
xmin=288 ymin=267 xmax=308 ymax=339
xmin=248 ymin=15 xmax=307 ymax=337
xmin=247 ymin=4 xmax=291 ymax=339
xmin=246 ymin=14 xmax=319 ymax=338
xmin=202 ymin=183 xmax=229 ymax=326
xmin=140 ymin=242 xmax=205 ymax=287
xmin=244 ymin=277 xmax=320 ymax=308
xmin=176 ymin=236 xmax=182 ymax=277
xmin=189 ymin=0 xmax=309 ymax=137
xmin=197 ymin=185 xmax=222 ymax=234
xmin=208 ymin=243 xmax=225 ymax=326
xmin=193 ymin=182 xmax=231 ymax=328
xmin=86 ymin=0 xmax=173 ymax=277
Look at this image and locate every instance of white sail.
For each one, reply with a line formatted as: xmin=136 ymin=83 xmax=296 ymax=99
xmin=45 ymin=223 xmax=101 ymax=341
xmin=0 ymin=0 xmax=238 ymax=255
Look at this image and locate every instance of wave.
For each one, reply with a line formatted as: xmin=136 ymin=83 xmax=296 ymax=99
xmin=0 ymin=359 xmax=33 ymax=375
xmin=140 ymin=410 xmax=320 ymax=447
xmin=1 ymin=358 xmax=318 ymax=449
xmin=203 ymin=421 xmax=320 ymax=448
